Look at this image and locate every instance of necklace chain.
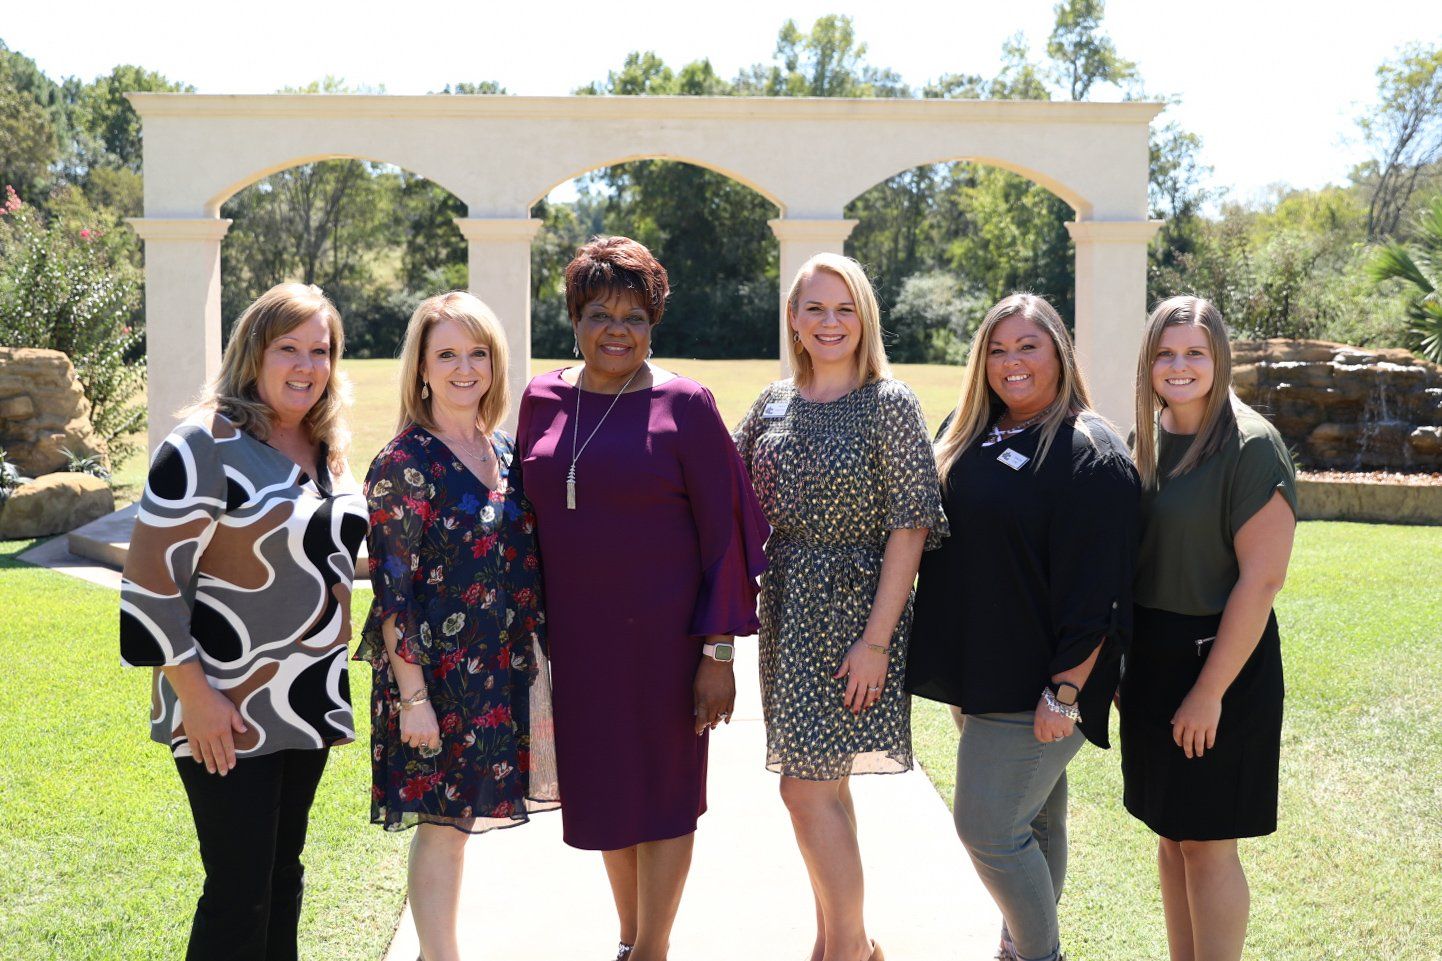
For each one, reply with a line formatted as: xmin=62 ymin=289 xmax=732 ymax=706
xmin=567 ymin=365 xmax=643 ymax=509
xmin=436 ymin=428 xmax=492 ymax=463
xmin=985 ymin=412 xmax=1044 ymax=446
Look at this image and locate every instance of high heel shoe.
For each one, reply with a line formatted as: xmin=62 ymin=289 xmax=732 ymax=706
xmin=614 ymin=942 xmax=634 ymax=960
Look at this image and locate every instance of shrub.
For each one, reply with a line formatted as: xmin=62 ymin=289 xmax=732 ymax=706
xmin=61 ymin=445 xmax=111 ymax=480
xmin=887 ymin=271 xmax=984 ymax=364
xmin=0 ymin=185 xmax=144 ymax=462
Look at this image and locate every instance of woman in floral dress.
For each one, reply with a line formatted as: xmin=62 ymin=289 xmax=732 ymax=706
xmin=357 ymin=292 xmax=558 ymax=961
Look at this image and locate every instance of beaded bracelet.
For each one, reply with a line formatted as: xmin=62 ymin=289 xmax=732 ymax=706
xmin=1042 ymin=688 xmax=1081 ymax=722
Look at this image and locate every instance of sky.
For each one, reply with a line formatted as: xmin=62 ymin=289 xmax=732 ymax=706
xmin=5 ymin=0 xmax=1440 ymax=206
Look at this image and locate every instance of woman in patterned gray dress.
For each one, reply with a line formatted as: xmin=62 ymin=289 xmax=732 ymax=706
xmin=735 ymin=254 xmax=946 ymax=961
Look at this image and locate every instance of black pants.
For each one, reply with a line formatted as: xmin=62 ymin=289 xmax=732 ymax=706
xmin=174 ymin=747 xmax=330 ymax=961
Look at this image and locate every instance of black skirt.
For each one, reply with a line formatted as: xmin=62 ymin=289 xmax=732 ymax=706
xmin=1120 ymin=606 xmax=1284 ymax=841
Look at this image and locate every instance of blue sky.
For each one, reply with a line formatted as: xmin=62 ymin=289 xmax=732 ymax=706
xmin=7 ymin=0 xmax=1439 ymax=205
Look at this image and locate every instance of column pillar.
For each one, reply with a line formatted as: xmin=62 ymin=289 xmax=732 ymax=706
xmin=767 ymin=218 xmax=859 ymax=377
xmin=1066 ymin=219 xmax=1163 ymax=430
xmin=454 ymin=217 xmax=544 ymax=432
xmin=127 ymin=217 xmax=232 ymax=455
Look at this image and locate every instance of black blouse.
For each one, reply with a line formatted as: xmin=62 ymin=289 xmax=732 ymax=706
xmin=904 ymin=413 xmax=1140 ymax=747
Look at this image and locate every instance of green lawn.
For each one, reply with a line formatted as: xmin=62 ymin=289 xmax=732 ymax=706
xmin=2 ymin=522 xmax=1436 ymax=959
xmin=912 ymin=521 xmax=1442 ymax=960
xmin=0 ymin=539 xmax=402 ymax=960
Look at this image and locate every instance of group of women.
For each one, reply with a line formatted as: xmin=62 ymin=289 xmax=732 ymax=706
xmin=120 ymin=234 xmax=1296 ymax=961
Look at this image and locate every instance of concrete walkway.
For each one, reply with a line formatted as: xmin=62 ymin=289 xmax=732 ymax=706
xmin=18 ymin=519 xmax=1003 ymax=960
xmin=382 ymin=653 xmax=1001 ymax=961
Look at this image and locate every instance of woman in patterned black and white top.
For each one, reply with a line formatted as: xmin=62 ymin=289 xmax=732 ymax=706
xmin=120 ymin=283 xmax=366 ymax=961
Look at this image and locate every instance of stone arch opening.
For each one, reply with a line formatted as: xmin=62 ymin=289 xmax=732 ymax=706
xmin=528 ymin=158 xmax=782 ymax=363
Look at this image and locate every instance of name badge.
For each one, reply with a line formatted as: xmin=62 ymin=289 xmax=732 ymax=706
xmin=998 ymin=448 xmax=1030 ymax=470
xmin=763 ymin=401 xmax=790 ymax=419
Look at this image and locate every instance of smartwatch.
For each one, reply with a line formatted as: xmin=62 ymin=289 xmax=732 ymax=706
xmin=1048 ymin=680 xmax=1080 ymax=707
xmin=702 ymin=642 xmax=735 ymax=663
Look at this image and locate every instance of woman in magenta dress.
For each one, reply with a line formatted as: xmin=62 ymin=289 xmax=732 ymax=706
xmin=517 ymin=236 xmax=767 ymax=961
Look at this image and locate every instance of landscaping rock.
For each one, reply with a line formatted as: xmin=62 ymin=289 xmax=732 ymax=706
xmin=1234 ymin=339 xmax=1442 ymax=471
xmin=0 ymin=347 xmax=109 ymax=477
xmin=0 ymin=472 xmax=115 ymax=539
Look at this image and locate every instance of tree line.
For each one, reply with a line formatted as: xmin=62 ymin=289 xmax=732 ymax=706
xmin=3 ymin=5 xmax=1442 ymax=396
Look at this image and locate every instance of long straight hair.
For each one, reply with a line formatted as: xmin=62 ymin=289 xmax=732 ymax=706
xmin=786 ymin=253 xmax=892 ymax=389
xmin=1133 ymin=295 xmax=1239 ymax=490
xmin=396 ymin=291 xmax=511 ymax=435
xmin=934 ymin=293 xmax=1094 ymax=487
xmin=191 ymin=283 xmax=350 ymax=474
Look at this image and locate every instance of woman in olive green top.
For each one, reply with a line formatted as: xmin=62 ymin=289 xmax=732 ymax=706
xmin=1123 ymin=296 xmax=1296 ymax=961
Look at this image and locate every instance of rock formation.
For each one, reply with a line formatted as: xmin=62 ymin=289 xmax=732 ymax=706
xmin=0 ymin=347 xmax=109 ymax=476
xmin=1232 ymin=340 xmax=1442 ymax=470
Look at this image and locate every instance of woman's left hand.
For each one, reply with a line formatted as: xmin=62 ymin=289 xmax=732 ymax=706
xmin=694 ymin=657 xmax=736 ymax=734
xmin=1171 ymin=687 xmax=1222 ymax=758
xmin=835 ymin=641 xmax=890 ymax=714
xmin=1034 ymin=695 xmax=1077 ymax=743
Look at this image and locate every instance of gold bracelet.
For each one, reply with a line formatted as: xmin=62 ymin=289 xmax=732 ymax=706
xmin=399 ymin=689 xmax=429 ymax=710
xmin=865 ymin=642 xmax=891 ymax=653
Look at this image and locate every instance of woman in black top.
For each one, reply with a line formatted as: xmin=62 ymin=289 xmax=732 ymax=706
xmin=906 ymin=293 xmax=1139 ymax=961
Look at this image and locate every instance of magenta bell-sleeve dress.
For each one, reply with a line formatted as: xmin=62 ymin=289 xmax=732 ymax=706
xmin=517 ymin=369 xmax=768 ymax=850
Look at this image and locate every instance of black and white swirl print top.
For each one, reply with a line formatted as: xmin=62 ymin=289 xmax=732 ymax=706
xmin=120 ymin=411 xmax=367 ymax=758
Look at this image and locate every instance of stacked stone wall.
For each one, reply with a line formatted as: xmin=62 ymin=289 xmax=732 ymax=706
xmin=1232 ymin=339 xmax=1442 ymax=471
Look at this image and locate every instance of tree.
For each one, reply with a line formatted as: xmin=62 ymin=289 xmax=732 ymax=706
xmin=0 ymin=51 xmax=61 ymax=204
xmin=1361 ymin=43 xmax=1442 ymax=240
xmin=1369 ymin=195 xmax=1442 ymax=361
xmin=734 ymin=15 xmax=909 ymax=98
xmin=1045 ymin=0 xmax=1138 ymax=102
xmin=70 ymin=65 xmax=192 ymax=173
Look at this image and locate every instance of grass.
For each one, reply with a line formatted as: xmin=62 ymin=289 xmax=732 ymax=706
xmin=911 ymin=521 xmax=1442 ymax=960
xmin=25 ymin=356 xmax=1441 ymax=958
xmin=0 ymin=537 xmax=403 ymax=961
xmin=111 ymin=356 xmax=967 ymax=504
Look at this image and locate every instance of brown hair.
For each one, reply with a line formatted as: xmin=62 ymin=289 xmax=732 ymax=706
xmin=1133 ymin=295 xmax=1239 ymax=490
xmin=934 ymin=292 xmax=1096 ymax=487
xmin=396 ymin=291 xmax=512 ymax=435
xmin=785 ymin=253 xmax=892 ymax=390
xmin=564 ymin=236 xmax=670 ymax=326
xmin=191 ymin=283 xmax=350 ymax=474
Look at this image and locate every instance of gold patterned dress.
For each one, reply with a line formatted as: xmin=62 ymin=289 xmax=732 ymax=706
xmin=734 ymin=378 xmax=947 ymax=780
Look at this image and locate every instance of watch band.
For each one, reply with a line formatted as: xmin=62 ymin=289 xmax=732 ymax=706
xmin=1048 ymin=680 xmax=1081 ymax=706
xmin=702 ymin=642 xmax=734 ymax=663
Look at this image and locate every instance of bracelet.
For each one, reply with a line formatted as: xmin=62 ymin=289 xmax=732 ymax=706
xmin=1042 ymin=688 xmax=1081 ymax=722
xmin=864 ymin=642 xmax=891 ymax=653
xmin=399 ymin=689 xmax=430 ymax=710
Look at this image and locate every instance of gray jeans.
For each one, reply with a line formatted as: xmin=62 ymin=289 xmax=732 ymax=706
xmin=951 ymin=708 xmax=1083 ymax=961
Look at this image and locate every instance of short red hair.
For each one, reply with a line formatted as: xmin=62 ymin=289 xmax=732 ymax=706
xmin=564 ymin=236 xmax=670 ymax=326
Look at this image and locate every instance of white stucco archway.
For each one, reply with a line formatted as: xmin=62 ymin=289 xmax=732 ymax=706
xmin=128 ymin=94 xmax=1162 ymax=449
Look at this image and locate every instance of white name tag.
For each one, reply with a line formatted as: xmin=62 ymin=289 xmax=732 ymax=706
xmin=763 ymin=401 xmax=790 ymax=419
xmin=998 ymin=448 xmax=1030 ymax=470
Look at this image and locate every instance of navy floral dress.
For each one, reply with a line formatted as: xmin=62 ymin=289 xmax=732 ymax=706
xmin=356 ymin=426 xmax=559 ymax=832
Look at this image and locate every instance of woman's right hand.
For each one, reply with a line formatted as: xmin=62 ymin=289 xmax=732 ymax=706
xmin=399 ymin=701 xmax=441 ymax=754
xmin=180 ymin=686 xmax=248 ymax=776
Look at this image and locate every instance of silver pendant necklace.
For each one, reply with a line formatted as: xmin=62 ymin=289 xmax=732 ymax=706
xmin=436 ymin=429 xmax=492 ymax=464
xmin=984 ymin=412 xmax=1044 ymax=447
xmin=567 ymin=365 xmax=643 ymax=510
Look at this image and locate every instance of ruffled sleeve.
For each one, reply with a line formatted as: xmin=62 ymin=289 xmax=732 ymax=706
xmin=356 ymin=432 xmax=435 ymax=666
xmin=679 ymin=384 xmax=770 ymax=638
xmin=874 ymin=380 xmax=949 ymax=549
xmin=731 ymin=382 xmax=773 ymax=474
xmin=119 ymin=416 xmax=228 ymax=667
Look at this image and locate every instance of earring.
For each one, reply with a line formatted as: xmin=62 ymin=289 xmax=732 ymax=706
xmin=572 ymin=338 xmax=580 ymax=358
xmin=792 ymin=332 xmax=801 ymax=342
xmin=421 ymin=381 xmax=430 ymax=400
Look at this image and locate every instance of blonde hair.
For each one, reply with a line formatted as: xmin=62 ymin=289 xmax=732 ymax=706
xmin=1133 ymin=295 xmax=1239 ymax=490
xmin=934 ymin=293 xmax=1095 ymax=486
xmin=786 ymin=253 xmax=892 ymax=389
xmin=396 ymin=291 xmax=511 ymax=435
xmin=192 ymin=283 xmax=350 ymax=474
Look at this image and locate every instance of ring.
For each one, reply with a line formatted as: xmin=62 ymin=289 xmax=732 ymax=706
xmin=867 ymin=686 xmax=881 ymax=692
xmin=419 ymin=742 xmax=441 ymax=758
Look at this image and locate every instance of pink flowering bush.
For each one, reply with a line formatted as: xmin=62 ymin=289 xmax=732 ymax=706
xmin=0 ymin=185 xmax=145 ymax=461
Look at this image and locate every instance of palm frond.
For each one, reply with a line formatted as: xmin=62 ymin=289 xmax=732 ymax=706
xmin=1369 ymin=242 xmax=1434 ymax=291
